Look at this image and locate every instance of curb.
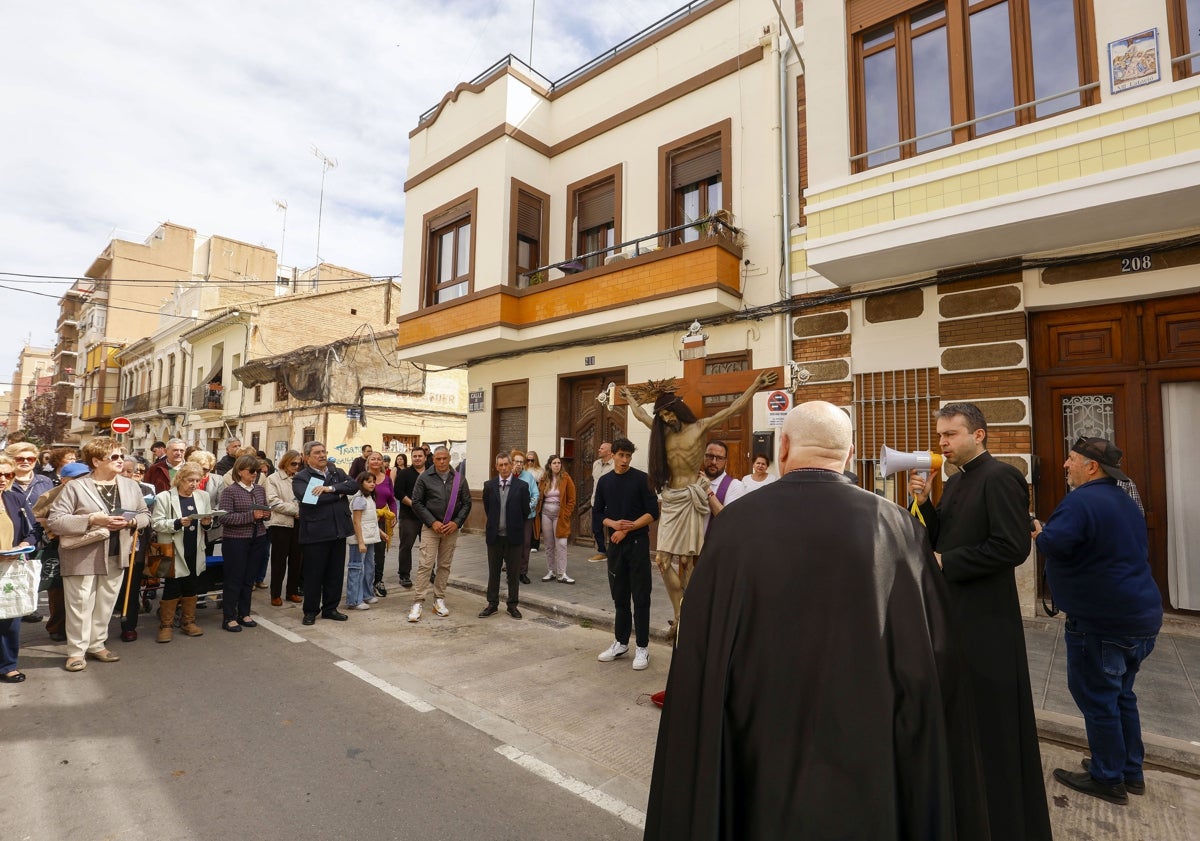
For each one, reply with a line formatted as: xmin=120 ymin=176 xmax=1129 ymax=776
xmin=1035 ymin=709 xmax=1200 ymax=777
xmin=448 ymin=575 xmax=674 ymax=643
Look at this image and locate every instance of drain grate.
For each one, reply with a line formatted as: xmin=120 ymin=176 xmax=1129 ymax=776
xmin=531 ymin=616 xmax=569 ymax=629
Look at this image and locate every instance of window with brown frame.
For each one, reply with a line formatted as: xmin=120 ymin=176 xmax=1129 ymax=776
xmin=1169 ymin=0 xmax=1200 ymax=79
xmin=509 ymin=180 xmax=549 ymax=285
xmin=421 ymin=190 xmax=477 ymax=306
xmin=850 ymin=0 xmax=1098 ymax=171
xmin=659 ymin=119 xmax=732 ymax=245
xmin=566 ymin=165 xmax=622 ymax=270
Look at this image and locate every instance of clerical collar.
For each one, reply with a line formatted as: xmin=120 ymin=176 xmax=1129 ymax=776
xmin=958 ymin=450 xmax=989 ymax=472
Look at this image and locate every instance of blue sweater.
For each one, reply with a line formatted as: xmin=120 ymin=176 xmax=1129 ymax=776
xmin=1036 ymin=477 xmax=1162 ymax=635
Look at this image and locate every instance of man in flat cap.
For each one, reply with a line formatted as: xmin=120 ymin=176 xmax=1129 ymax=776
xmin=1034 ymin=436 xmax=1163 ymax=805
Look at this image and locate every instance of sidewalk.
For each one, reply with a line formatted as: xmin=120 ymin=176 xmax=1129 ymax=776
xmin=444 ymin=532 xmax=1200 ymax=776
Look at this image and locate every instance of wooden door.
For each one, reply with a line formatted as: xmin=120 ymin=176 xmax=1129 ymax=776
xmin=559 ymin=371 xmax=626 ymax=544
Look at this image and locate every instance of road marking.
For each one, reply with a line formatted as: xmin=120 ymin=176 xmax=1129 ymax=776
xmin=334 ymin=660 xmax=435 ymax=713
xmin=495 ymin=744 xmax=646 ymax=830
xmin=254 ymin=616 xmax=306 ymax=643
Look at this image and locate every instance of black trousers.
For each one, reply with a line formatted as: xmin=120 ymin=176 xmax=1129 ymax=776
xmin=222 ymin=533 xmax=268 ymax=622
xmin=607 ymin=531 xmax=651 ymax=648
xmin=119 ymin=530 xmax=149 ymax=632
xmin=162 ymin=550 xmax=201 ymax=600
xmin=486 ymin=537 xmax=523 ymax=608
xmin=396 ymin=516 xmax=420 ymax=579
xmin=592 ymin=507 xmax=606 ymax=552
xmin=301 ymin=538 xmax=347 ymax=615
xmin=372 ymin=540 xmax=387 ymax=585
xmin=269 ymin=525 xmax=302 ymax=599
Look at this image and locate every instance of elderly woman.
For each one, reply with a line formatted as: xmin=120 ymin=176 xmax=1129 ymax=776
xmin=265 ymin=449 xmax=304 ymax=606
xmin=32 ymin=462 xmax=92 ymax=641
xmin=151 ymin=463 xmax=212 ymax=642
xmin=1 ymin=454 xmax=36 ymax=682
xmin=48 ymin=447 xmax=78 ymax=481
xmin=217 ymin=454 xmax=270 ymax=632
xmin=187 ymin=449 xmax=223 ymax=556
xmin=48 ymin=437 xmax=150 ymax=672
xmin=5 ymin=442 xmax=56 ymax=622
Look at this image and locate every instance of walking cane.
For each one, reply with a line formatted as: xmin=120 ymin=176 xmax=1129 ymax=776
xmin=120 ymin=526 xmax=138 ymax=620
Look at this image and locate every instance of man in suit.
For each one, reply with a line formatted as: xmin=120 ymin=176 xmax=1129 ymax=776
xmin=480 ymin=452 xmax=529 ymax=619
xmin=292 ymin=440 xmax=359 ymax=625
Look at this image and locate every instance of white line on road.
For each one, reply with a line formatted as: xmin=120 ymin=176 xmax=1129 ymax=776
xmin=253 ymin=616 xmax=307 ymax=643
xmin=334 ymin=660 xmax=436 ymax=713
xmin=495 ymin=744 xmax=646 ymax=830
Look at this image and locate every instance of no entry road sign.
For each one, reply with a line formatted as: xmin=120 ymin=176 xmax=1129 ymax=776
xmin=110 ymin=416 xmax=132 ymax=435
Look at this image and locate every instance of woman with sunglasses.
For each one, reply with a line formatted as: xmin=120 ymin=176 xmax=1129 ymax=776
xmin=1 ymin=453 xmax=36 ymax=683
xmin=48 ymin=438 xmax=151 ymax=672
xmin=4 ymin=443 xmax=56 ymax=623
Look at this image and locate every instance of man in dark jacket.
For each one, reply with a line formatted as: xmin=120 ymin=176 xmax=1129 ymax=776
xmin=292 ymin=440 xmax=359 ymax=625
xmin=480 ymin=452 xmax=529 ymax=619
xmin=214 ymin=437 xmax=240 ymax=477
xmin=910 ymin=402 xmax=1051 ymax=841
xmin=407 ymin=446 xmax=470 ymax=623
xmin=1035 ymin=436 xmax=1163 ymax=805
xmin=645 ymin=402 xmax=989 ymax=841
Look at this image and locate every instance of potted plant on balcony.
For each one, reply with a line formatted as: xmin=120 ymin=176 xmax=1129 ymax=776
xmin=693 ymin=208 xmax=745 ymax=248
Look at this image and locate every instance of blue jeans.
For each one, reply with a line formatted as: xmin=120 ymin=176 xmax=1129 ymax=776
xmin=345 ymin=543 xmax=375 ymax=607
xmin=1064 ymin=621 xmax=1157 ymax=786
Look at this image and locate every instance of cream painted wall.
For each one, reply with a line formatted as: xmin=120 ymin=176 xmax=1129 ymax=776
xmin=1025 ymin=260 xmax=1200 ymax=311
xmin=1093 ymin=0 xmax=1171 ymax=109
xmin=848 ymin=287 xmax=942 ymax=374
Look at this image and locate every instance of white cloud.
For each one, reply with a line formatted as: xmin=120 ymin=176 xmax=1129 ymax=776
xmin=0 ymin=0 xmax=685 ymax=380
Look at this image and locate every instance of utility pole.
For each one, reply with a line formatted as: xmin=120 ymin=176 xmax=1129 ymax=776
xmin=274 ymin=199 xmax=288 ymax=264
xmin=311 ymin=146 xmax=337 ymax=290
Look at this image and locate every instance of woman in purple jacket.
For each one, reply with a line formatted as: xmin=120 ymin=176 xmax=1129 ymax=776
xmin=217 ymin=455 xmax=271 ymax=633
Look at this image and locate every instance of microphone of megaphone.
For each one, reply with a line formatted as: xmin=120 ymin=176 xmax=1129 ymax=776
xmin=879 ymin=446 xmax=944 ymax=477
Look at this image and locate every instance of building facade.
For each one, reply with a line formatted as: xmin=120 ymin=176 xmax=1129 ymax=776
xmin=6 ymin=344 xmax=53 ymax=440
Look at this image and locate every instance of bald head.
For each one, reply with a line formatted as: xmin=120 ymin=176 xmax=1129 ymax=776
xmin=779 ymin=401 xmax=854 ymax=472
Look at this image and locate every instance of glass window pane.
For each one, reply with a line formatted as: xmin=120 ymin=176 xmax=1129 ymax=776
xmin=438 ymin=230 xmax=454 ymax=283
xmin=1188 ymin=0 xmax=1200 ymax=75
xmin=681 ymin=186 xmax=701 ymax=243
xmin=437 ymin=280 xmax=467 ymax=304
xmin=970 ymin=3 xmax=1016 ymax=135
xmin=912 ymin=24 xmax=952 ymax=152
xmin=1028 ymin=0 xmax=1082 ymax=117
xmin=864 ymin=46 xmax=901 ymax=166
xmin=863 ymin=23 xmax=895 ymax=51
xmin=708 ymin=180 xmax=722 ymax=216
xmin=456 ymin=222 xmax=471 ymax=279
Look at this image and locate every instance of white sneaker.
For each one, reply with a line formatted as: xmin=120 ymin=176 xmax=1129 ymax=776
xmin=598 ymin=641 xmax=629 ymax=662
xmin=541 ymin=571 xmax=555 ymax=582
xmin=433 ymin=598 xmax=450 ymax=618
xmin=632 ymin=647 xmax=649 ymax=670
xmin=557 ymin=574 xmax=575 ymax=584
xmin=407 ymin=603 xmax=422 ymax=623
xmin=354 ymin=603 xmax=371 ymax=611
xmin=365 ymin=597 xmax=379 ymax=604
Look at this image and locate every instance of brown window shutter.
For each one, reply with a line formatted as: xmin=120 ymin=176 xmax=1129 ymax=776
xmin=671 ymin=145 xmax=722 ymax=189
xmin=516 ymin=193 xmax=541 ymax=239
xmin=847 ymin=0 xmax=911 ymax=33
xmin=576 ymin=181 xmax=614 ymax=231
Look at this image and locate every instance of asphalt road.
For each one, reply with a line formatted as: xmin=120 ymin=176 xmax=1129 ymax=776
xmin=1 ymin=607 xmax=644 ymax=841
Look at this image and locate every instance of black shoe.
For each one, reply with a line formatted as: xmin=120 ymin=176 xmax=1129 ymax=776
xmin=1 ymin=671 xmax=27 ymax=683
xmin=374 ymin=582 xmax=387 ymax=598
xmin=399 ymin=577 xmax=413 ymax=588
xmin=238 ymin=618 xmax=258 ymax=628
xmin=22 ymin=611 xmax=43 ymax=623
xmin=48 ymin=631 xmax=67 ymax=642
xmin=302 ymin=613 xmax=317 ymax=625
xmin=223 ymin=621 xmax=242 ymax=633
xmin=507 ymin=606 xmax=522 ymax=620
xmin=1082 ymin=758 xmax=1145 ymax=795
xmin=519 ymin=574 xmax=531 ymax=585
xmin=1053 ymin=768 xmax=1128 ymax=805
xmin=322 ymin=610 xmax=349 ymax=621
xmin=478 ymin=605 xmax=498 ymax=618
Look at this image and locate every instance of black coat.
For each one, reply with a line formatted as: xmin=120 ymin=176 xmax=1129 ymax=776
xmin=292 ymin=465 xmax=358 ymax=544
xmin=918 ymin=451 xmax=1051 ymax=841
xmin=645 ymin=470 xmax=990 ymax=841
xmin=482 ymin=476 xmax=531 ymax=546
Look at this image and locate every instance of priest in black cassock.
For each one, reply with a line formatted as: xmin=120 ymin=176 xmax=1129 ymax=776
xmin=910 ymin=402 xmax=1052 ymax=841
xmin=644 ymin=401 xmax=990 ymax=841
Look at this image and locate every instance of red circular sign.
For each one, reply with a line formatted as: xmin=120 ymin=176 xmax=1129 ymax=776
xmin=110 ymin=416 xmax=132 ymax=435
xmin=766 ymin=391 xmax=790 ymax=412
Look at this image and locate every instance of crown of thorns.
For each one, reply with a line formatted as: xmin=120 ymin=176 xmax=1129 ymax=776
xmin=625 ymin=378 xmax=679 ymax=406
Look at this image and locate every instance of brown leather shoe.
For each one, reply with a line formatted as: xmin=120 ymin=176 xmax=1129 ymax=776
xmin=271 ymin=597 xmax=283 ymax=607
xmin=287 ymin=594 xmax=303 ymax=603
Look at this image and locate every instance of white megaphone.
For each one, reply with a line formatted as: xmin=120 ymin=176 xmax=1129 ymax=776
xmin=879 ymin=446 xmax=944 ymax=477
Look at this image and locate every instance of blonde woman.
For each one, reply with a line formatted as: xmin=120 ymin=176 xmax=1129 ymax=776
xmin=265 ymin=450 xmax=303 ymax=605
xmin=1 ymin=453 xmax=36 ymax=682
xmin=151 ymin=463 xmax=212 ymax=642
xmin=48 ymin=438 xmax=150 ymax=672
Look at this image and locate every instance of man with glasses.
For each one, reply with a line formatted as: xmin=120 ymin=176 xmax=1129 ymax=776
xmin=699 ymin=440 xmax=744 ymax=532
xmin=1034 ymin=437 xmax=1162 ymax=805
xmin=4 ymin=443 xmax=55 ymax=622
xmin=292 ymin=441 xmax=358 ymax=625
xmin=909 ymin=402 xmax=1051 ymax=841
xmin=144 ymin=439 xmax=187 ymax=494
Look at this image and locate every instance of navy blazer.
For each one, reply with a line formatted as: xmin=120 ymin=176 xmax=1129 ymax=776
xmin=292 ymin=465 xmax=359 ymax=544
xmin=483 ymin=476 xmax=531 ymax=547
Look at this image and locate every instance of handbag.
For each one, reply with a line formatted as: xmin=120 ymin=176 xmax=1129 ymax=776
xmin=0 ymin=556 xmax=42 ymax=620
xmin=38 ymin=550 xmax=60 ymax=592
xmin=144 ymin=541 xmax=176 ymax=578
xmin=59 ymin=526 xmax=111 ymax=550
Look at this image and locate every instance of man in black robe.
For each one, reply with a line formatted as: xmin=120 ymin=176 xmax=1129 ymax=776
xmin=645 ymin=401 xmax=990 ymax=841
xmin=910 ymin=401 xmax=1052 ymax=841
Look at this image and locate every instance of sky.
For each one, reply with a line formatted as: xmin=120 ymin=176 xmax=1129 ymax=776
xmin=0 ymin=0 xmax=687 ymax=393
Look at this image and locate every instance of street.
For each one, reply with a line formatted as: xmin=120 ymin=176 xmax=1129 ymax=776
xmin=4 ymin=578 xmax=1200 ymax=841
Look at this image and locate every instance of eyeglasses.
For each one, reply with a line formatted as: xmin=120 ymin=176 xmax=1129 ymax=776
xmin=13 ymin=455 xmax=37 ymax=463
xmin=108 ymin=453 xmax=126 ymax=462
xmin=703 ymin=453 xmax=727 ymax=461
xmin=0 ymin=471 xmax=14 ymax=480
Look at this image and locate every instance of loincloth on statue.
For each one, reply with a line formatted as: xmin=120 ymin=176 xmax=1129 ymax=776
xmin=655 ymin=482 xmax=709 ymax=558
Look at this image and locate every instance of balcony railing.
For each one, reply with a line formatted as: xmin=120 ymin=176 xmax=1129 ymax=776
xmin=191 ymin=383 xmax=223 ymax=411
xmin=122 ymin=392 xmax=150 ymax=414
xmin=150 ymin=385 xmax=181 ymax=409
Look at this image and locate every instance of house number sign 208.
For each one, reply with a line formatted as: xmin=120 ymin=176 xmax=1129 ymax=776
xmin=1120 ymin=254 xmax=1152 ymax=273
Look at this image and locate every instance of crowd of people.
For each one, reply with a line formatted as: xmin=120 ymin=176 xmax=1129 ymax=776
xmin=1 ymin=399 xmax=1165 ymax=833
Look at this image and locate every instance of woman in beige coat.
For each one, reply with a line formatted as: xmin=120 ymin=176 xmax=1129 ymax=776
xmin=150 ymin=463 xmax=213 ymax=642
xmin=48 ymin=438 xmax=151 ymax=672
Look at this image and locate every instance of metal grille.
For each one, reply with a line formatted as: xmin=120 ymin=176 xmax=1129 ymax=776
xmin=853 ymin=368 xmax=940 ymax=503
xmin=1061 ymin=394 xmax=1115 ymax=453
